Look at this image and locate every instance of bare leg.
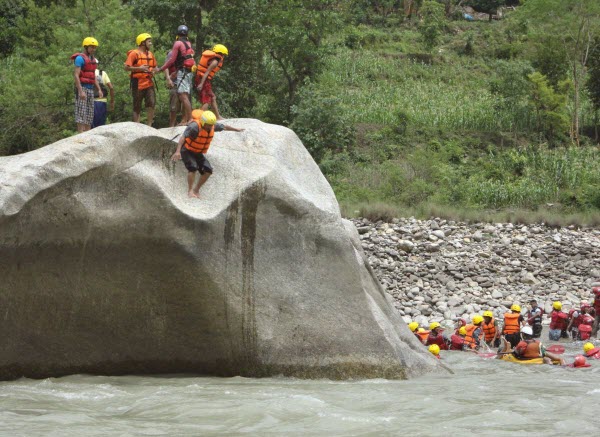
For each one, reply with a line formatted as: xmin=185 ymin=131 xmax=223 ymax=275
xmin=201 ymin=103 xmax=209 ymax=111
xmin=544 ymin=351 xmax=565 ymax=366
xmin=77 ymin=123 xmax=86 ymax=133
xmin=192 ymin=173 xmax=211 ymax=196
xmin=179 ymin=93 xmax=192 ymax=124
xmin=211 ymin=96 xmax=223 ymax=120
xmin=133 ymin=111 xmax=141 ymax=123
xmin=169 ymin=110 xmax=177 ymax=127
xmin=187 ymin=172 xmax=198 ymax=198
xmin=146 ymin=107 xmax=155 ymax=127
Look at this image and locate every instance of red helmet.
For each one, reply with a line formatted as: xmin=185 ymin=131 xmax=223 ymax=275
xmin=573 ymin=355 xmax=589 ymax=368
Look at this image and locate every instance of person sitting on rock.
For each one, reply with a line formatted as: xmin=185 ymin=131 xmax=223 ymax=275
xmin=425 ymin=322 xmax=448 ymax=350
xmin=525 ymin=299 xmax=543 ymax=338
xmin=502 ymin=304 xmax=523 ymax=348
xmin=583 ymin=342 xmax=600 ymax=359
xmin=482 ymin=310 xmax=500 ymax=348
xmin=464 ymin=315 xmax=484 ymax=350
xmin=449 ymin=326 xmax=467 ymax=351
xmin=428 ymin=344 xmax=441 ymax=359
xmin=549 ymin=301 xmax=569 ymax=341
xmin=171 ymin=109 xmax=243 ymax=198
xmin=513 ymin=326 xmax=565 ymax=365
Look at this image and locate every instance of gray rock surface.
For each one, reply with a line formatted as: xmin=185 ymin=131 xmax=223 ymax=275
xmin=0 ymin=121 xmax=441 ymax=380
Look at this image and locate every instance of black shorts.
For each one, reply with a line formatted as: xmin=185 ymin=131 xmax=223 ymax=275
xmin=181 ymin=147 xmax=213 ymax=174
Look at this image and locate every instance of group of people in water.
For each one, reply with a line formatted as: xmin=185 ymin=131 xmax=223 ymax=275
xmin=72 ymin=27 xmax=245 ymax=198
xmin=409 ymin=285 xmax=600 ymax=367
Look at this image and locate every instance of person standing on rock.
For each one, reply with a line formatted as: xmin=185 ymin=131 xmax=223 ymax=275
xmin=548 ymin=301 xmax=569 ymax=341
xmin=482 ymin=310 xmax=500 ymax=348
xmin=72 ymin=37 xmax=103 ymax=133
xmin=124 ymin=33 xmax=157 ymax=126
xmin=195 ymin=44 xmax=228 ymax=120
xmin=171 ymin=109 xmax=243 ymax=198
xmin=525 ymin=299 xmax=543 ymax=339
xmin=156 ymin=25 xmax=195 ymax=125
xmin=502 ymin=304 xmax=523 ymax=347
xmin=425 ymin=322 xmax=448 ymax=350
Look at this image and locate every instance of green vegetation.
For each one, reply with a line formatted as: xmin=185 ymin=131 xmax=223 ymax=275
xmin=1 ymin=0 xmax=600 ymax=223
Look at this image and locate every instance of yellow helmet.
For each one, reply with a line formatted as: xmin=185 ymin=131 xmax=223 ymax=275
xmin=212 ymin=44 xmax=229 ymax=55
xmin=510 ymin=304 xmax=521 ymax=313
xmin=472 ymin=315 xmax=483 ymax=325
xmin=201 ymin=110 xmax=217 ymax=126
xmin=429 ymin=322 xmax=441 ymax=331
xmin=583 ymin=342 xmax=595 ymax=353
xmin=458 ymin=326 xmax=467 ymax=336
xmin=553 ymin=301 xmax=562 ymax=310
xmin=408 ymin=322 xmax=419 ymax=332
xmin=428 ymin=344 xmax=440 ymax=355
xmin=82 ymin=37 xmax=99 ymax=47
xmin=136 ymin=33 xmax=152 ymax=46
xmin=483 ymin=310 xmax=493 ymax=318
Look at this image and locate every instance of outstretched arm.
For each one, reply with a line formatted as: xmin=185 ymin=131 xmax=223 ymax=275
xmin=223 ymin=125 xmax=244 ymax=132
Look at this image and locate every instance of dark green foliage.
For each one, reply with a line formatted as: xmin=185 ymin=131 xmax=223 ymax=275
xmin=419 ymin=0 xmax=446 ymax=52
xmin=467 ymin=0 xmax=503 ymax=21
xmin=530 ymin=38 xmax=568 ymax=87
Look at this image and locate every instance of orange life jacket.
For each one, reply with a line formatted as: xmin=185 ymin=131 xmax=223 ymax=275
xmin=183 ymin=120 xmax=215 ymax=154
xmin=464 ymin=324 xmax=481 ymax=349
xmin=128 ymin=49 xmax=157 ymax=80
xmin=196 ymin=50 xmax=224 ymax=81
xmin=503 ymin=312 xmax=521 ymax=334
xmin=71 ymin=53 xmax=97 ymax=84
xmin=482 ymin=319 xmax=497 ymax=342
xmin=416 ymin=330 xmax=430 ymax=344
xmin=515 ymin=340 xmax=541 ymax=359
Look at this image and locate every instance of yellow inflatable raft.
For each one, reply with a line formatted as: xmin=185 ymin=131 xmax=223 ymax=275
xmin=499 ymin=354 xmax=561 ymax=365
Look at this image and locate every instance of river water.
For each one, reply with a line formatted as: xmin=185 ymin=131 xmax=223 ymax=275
xmin=1 ymin=341 xmax=599 ymax=436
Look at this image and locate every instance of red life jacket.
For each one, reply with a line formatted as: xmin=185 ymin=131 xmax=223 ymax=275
xmin=578 ymin=324 xmax=592 ymax=340
xmin=585 ymin=347 xmax=600 ymax=359
xmin=482 ymin=319 xmax=496 ymax=342
xmin=550 ymin=310 xmax=568 ymax=330
xmin=183 ymin=120 xmax=215 ymax=154
xmin=503 ymin=313 xmax=521 ymax=334
xmin=426 ymin=332 xmax=448 ymax=350
xmin=569 ymin=309 xmax=583 ymax=328
xmin=581 ymin=314 xmax=594 ymax=326
xmin=176 ymin=39 xmax=195 ymax=70
xmin=449 ymin=334 xmax=465 ymax=351
xmin=527 ymin=308 xmax=543 ymax=326
xmin=71 ymin=52 xmax=97 ymax=84
xmin=196 ymin=50 xmax=224 ymax=81
xmin=515 ymin=339 xmax=541 ymax=359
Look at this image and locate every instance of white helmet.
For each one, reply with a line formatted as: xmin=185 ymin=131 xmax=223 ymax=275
xmin=521 ymin=326 xmax=533 ymax=336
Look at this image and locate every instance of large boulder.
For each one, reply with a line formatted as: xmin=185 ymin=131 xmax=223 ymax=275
xmin=0 ymin=121 xmax=442 ymax=380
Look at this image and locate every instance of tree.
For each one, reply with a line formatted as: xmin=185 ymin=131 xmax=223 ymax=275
xmin=419 ymin=0 xmax=446 ymax=52
xmin=527 ymin=72 xmax=570 ymax=141
xmin=586 ymin=37 xmax=600 ymax=139
xmin=467 ymin=0 xmax=503 ymax=22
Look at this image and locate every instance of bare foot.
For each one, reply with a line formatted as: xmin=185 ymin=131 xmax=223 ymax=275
xmin=188 ymin=191 xmax=199 ymax=198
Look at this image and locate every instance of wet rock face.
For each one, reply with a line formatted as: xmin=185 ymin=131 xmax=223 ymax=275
xmin=354 ymin=217 xmax=600 ymax=326
xmin=0 ymin=121 xmax=441 ymax=380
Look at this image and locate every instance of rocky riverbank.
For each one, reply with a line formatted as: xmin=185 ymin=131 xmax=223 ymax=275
xmin=352 ymin=217 xmax=600 ymax=328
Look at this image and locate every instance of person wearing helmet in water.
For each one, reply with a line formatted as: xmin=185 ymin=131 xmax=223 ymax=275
xmin=464 ymin=314 xmax=484 ymax=350
xmin=513 ymin=326 xmax=566 ymax=365
xmin=525 ymin=299 xmax=543 ymax=338
xmin=425 ymin=322 xmax=448 ymax=350
xmin=428 ymin=344 xmax=441 ymax=359
xmin=449 ymin=326 xmax=468 ymax=351
xmin=156 ymin=25 xmax=195 ymax=125
xmin=482 ymin=310 xmax=500 ymax=348
xmin=171 ymin=109 xmax=243 ymax=198
xmin=71 ymin=37 xmax=103 ymax=133
xmin=591 ymin=285 xmax=600 ymax=337
xmin=549 ymin=301 xmax=569 ymax=341
xmin=567 ymin=304 xmax=594 ymax=341
xmin=583 ymin=342 xmax=600 ymax=359
xmin=195 ymin=44 xmax=228 ymax=120
xmin=408 ymin=322 xmax=421 ymax=341
xmin=502 ymin=304 xmax=524 ymax=348
xmin=124 ymin=33 xmax=157 ymax=126
xmin=567 ymin=355 xmax=591 ymax=368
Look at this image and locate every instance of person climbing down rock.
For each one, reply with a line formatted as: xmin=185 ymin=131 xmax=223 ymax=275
xmin=171 ymin=109 xmax=243 ymax=198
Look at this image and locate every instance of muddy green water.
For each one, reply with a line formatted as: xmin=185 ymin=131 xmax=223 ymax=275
xmin=1 ymin=342 xmax=599 ymax=436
